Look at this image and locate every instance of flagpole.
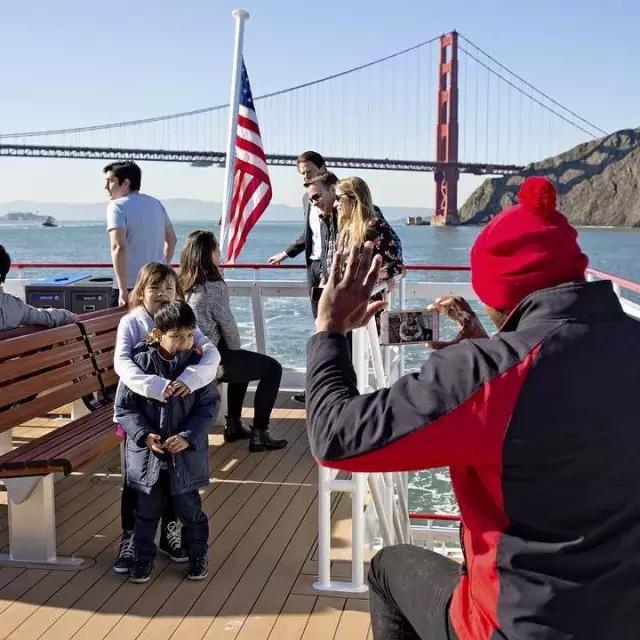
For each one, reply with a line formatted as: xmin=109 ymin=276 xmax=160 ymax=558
xmin=219 ymin=8 xmax=250 ymax=261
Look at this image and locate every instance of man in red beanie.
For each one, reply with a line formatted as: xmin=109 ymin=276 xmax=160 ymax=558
xmin=305 ymin=176 xmax=640 ymax=640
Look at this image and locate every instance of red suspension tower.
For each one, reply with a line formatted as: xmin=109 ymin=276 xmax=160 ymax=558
xmin=433 ymin=31 xmax=460 ymax=225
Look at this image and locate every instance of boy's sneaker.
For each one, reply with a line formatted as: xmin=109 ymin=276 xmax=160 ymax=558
xmin=113 ymin=532 xmax=135 ymax=574
xmin=129 ymin=558 xmax=154 ymax=583
xmin=159 ymin=520 xmax=188 ymax=563
xmin=187 ymin=555 xmax=209 ymax=581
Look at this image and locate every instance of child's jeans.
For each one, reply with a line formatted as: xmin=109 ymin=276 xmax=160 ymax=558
xmin=133 ymin=471 xmax=209 ymax=562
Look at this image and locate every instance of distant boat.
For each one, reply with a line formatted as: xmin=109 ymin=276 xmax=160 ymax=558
xmin=405 ymin=216 xmax=430 ymax=226
xmin=42 ymin=216 xmax=57 ymax=227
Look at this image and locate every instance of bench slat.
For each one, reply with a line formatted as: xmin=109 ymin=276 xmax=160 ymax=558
xmin=85 ymin=332 xmax=118 ymax=353
xmin=0 ymin=375 xmax=104 ymax=434
xmin=79 ymin=310 xmax=125 ymax=335
xmin=0 ymin=404 xmax=114 ymax=463
xmin=0 ymin=340 xmax=89 ymax=385
xmin=0 ymin=323 xmax=82 ymax=360
xmin=0 ymin=407 xmax=119 ymax=478
xmin=1 ymin=358 xmax=96 ymax=408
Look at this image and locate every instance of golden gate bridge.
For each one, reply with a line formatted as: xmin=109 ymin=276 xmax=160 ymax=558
xmin=0 ymin=31 xmax=606 ymax=224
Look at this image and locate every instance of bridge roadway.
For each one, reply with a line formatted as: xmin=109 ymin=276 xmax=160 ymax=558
xmin=0 ymin=143 xmax=524 ymax=175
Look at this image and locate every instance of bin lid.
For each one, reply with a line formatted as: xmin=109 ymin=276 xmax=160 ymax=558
xmin=32 ymin=273 xmax=90 ymax=286
xmin=70 ymin=275 xmax=114 ymax=286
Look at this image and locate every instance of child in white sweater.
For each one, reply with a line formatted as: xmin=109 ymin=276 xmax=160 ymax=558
xmin=112 ymin=262 xmax=220 ymax=575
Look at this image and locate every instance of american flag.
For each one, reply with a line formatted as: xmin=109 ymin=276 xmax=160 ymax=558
xmin=225 ymin=60 xmax=272 ymax=262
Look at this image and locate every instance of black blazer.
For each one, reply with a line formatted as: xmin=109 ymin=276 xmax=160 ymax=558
xmin=284 ymin=193 xmax=314 ymax=266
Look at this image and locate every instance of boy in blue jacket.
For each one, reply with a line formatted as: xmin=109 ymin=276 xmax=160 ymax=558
xmin=115 ymin=300 xmax=219 ymax=583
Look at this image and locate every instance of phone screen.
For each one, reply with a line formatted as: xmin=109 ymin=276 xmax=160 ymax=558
xmin=379 ymin=309 xmax=439 ymax=346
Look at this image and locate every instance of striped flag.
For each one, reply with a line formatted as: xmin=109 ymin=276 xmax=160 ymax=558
xmin=226 ymin=60 xmax=272 ymax=262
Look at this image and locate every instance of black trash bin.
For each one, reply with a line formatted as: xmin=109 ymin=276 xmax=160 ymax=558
xmin=25 ymin=274 xmax=90 ymax=311
xmin=69 ymin=276 xmax=115 ymax=314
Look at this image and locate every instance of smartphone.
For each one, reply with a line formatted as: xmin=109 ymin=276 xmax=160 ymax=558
xmin=379 ymin=308 xmax=439 ymax=346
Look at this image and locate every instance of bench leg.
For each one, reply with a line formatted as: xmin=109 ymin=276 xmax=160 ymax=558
xmin=0 ymin=475 xmax=85 ymax=568
xmin=0 ymin=429 xmax=12 ymax=455
xmin=214 ymin=382 xmax=228 ymax=428
xmin=70 ymin=398 xmax=90 ymax=420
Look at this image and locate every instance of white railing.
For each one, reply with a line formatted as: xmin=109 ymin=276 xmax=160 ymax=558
xmin=6 ymin=265 xmax=640 ymax=584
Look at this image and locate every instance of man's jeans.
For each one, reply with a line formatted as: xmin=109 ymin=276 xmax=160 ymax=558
xmin=368 ymin=544 xmax=459 ymax=640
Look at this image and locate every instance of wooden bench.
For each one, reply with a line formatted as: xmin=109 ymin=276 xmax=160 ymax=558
xmin=0 ymin=324 xmax=47 ymax=341
xmin=0 ymin=308 xmax=125 ymax=566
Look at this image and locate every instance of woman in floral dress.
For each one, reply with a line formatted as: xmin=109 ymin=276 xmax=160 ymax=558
xmin=334 ymin=176 xmax=404 ymax=285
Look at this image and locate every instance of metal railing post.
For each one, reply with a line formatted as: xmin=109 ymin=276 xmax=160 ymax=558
xmin=250 ymin=284 xmax=268 ymax=354
xmin=315 ymin=465 xmax=333 ymax=590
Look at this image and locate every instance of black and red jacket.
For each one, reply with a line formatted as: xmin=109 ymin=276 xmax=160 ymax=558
xmin=306 ymin=280 xmax=640 ymax=639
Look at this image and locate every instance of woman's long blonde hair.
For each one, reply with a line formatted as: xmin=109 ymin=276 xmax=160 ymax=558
xmin=129 ymin=262 xmax=183 ymax=310
xmin=336 ymin=177 xmax=375 ymax=250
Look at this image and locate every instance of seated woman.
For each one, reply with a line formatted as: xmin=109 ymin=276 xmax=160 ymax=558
xmin=334 ymin=177 xmax=404 ymax=284
xmin=0 ymin=244 xmax=77 ymax=331
xmin=179 ymin=230 xmax=287 ymax=453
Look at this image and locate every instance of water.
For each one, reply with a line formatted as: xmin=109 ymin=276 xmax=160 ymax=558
xmin=3 ymin=219 xmax=639 ymax=515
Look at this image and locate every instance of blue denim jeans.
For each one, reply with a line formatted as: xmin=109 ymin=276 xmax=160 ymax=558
xmin=133 ymin=471 xmax=209 ymax=562
xmin=368 ymin=544 xmax=459 ymax=640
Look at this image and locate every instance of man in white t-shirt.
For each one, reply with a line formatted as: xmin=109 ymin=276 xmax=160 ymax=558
xmin=104 ymin=162 xmax=177 ymax=307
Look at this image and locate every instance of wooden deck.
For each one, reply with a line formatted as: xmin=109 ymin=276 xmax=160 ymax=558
xmin=0 ymin=394 xmax=373 ymax=640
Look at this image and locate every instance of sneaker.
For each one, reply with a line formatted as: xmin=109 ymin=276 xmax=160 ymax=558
xmin=113 ymin=532 xmax=135 ymax=574
xmin=291 ymin=392 xmax=305 ymax=405
xmin=159 ymin=520 xmax=188 ymax=563
xmin=188 ymin=555 xmax=209 ymax=581
xmin=129 ymin=558 xmax=154 ymax=583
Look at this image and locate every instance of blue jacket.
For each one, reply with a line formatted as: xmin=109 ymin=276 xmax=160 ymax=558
xmin=115 ymin=342 xmax=220 ymax=495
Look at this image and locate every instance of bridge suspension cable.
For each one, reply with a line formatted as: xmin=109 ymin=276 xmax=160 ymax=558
xmin=459 ymin=35 xmax=607 ymax=137
xmin=0 ymin=34 xmax=442 ymax=140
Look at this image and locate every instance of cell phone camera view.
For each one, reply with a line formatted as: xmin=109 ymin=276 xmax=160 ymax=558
xmin=379 ymin=308 xmax=440 ymax=346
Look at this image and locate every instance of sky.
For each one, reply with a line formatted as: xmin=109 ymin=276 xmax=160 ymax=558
xmin=0 ymin=0 xmax=638 ymax=209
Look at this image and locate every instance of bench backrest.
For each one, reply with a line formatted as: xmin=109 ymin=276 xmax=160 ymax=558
xmin=0 ymin=325 xmax=45 ymax=341
xmin=0 ymin=308 xmax=126 ymax=433
xmin=0 ymin=323 xmax=101 ymax=434
xmin=77 ymin=307 xmax=126 ymax=389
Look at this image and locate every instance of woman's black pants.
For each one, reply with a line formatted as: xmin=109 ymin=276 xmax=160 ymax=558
xmin=217 ymin=346 xmax=282 ymax=430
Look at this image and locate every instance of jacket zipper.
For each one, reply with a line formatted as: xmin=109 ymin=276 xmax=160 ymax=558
xmin=459 ymin=520 xmax=468 ymax=574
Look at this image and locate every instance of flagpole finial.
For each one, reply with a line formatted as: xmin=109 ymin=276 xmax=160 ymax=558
xmin=232 ymin=9 xmax=250 ymax=20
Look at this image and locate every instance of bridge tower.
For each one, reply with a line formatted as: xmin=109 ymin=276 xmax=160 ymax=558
xmin=433 ymin=31 xmax=460 ymax=225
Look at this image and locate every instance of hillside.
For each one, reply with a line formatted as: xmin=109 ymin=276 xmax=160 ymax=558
xmin=460 ymin=128 xmax=640 ymax=227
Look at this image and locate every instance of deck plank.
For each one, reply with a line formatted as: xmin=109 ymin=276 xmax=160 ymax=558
xmin=2 ymin=435 xmax=250 ymax=640
xmin=267 ymin=594 xmax=316 ymax=640
xmin=300 ymin=596 xmax=345 ymax=639
xmin=334 ymin=599 xmax=371 ymax=640
xmin=58 ymin=404 xmax=299 ymax=639
xmin=0 ymin=394 xmax=373 ymax=640
xmin=72 ymin=410 xmax=304 ymax=640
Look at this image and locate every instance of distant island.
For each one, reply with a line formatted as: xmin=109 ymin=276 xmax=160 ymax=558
xmin=0 ymin=200 xmax=433 ymax=223
xmin=0 ymin=211 xmax=50 ymax=223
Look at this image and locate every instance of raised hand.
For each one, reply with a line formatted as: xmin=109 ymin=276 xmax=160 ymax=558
xmin=316 ymin=241 xmax=387 ymax=335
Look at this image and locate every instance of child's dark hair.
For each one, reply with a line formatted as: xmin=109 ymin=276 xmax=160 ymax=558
xmin=0 ymin=245 xmax=10 ymax=284
xmin=153 ymin=301 xmax=196 ymax=333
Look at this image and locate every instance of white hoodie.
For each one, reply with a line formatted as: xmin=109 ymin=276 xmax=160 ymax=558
xmin=114 ymin=305 xmax=220 ymax=401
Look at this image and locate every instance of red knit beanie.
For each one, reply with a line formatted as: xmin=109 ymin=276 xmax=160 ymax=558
xmin=470 ymin=177 xmax=589 ymax=310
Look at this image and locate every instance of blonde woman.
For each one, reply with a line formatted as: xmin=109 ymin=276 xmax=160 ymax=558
xmin=334 ymin=177 xmax=403 ymax=281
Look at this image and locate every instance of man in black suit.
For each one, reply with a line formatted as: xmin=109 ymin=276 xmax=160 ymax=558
xmin=268 ymin=151 xmax=326 ymax=404
xmin=268 ymin=150 xmax=327 ymax=318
